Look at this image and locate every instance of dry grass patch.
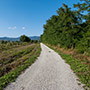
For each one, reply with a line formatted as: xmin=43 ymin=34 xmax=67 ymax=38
xmin=0 ymin=43 xmax=41 ymax=90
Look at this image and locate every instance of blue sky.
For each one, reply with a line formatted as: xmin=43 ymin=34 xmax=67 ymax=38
xmin=0 ymin=0 xmax=79 ymax=37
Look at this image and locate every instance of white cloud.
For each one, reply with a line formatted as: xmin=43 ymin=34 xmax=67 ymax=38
xmin=8 ymin=26 xmax=26 ymax=30
xmin=22 ymin=27 xmax=25 ymax=30
xmin=8 ymin=26 xmax=17 ymax=30
xmin=8 ymin=27 xmax=11 ymax=29
xmin=13 ymin=26 xmax=17 ymax=29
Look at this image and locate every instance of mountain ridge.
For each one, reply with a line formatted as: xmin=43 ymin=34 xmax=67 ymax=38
xmin=0 ymin=36 xmax=40 ymax=41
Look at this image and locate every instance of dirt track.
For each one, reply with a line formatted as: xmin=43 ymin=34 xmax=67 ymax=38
xmin=4 ymin=43 xmax=84 ymax=90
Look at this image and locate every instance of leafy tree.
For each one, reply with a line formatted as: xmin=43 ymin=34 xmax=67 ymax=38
xmin=41 ymin=0 xmax=90 ymax=53
xmin=20 ymin=35 xmax=31 ymax=42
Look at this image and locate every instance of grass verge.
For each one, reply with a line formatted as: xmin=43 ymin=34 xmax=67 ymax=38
xmin=0 ymin=44 xmax=41 ymax=90
xmin=47 ymin=44 xmax=90 ymax=90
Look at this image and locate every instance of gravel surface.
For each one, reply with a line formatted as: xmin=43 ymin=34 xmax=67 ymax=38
xmin=4 ymin=43 xmax=84 ymax=90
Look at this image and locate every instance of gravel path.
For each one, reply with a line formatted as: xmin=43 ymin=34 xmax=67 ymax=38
xmin=4 ymin=43 xmax=84 ymax=90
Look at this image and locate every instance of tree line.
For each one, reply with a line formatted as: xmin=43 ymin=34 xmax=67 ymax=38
xmin=41 ymin=0 xmax=90 ymax=53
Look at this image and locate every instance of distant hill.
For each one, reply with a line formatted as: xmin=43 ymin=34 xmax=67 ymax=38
xmin=0 ymin=36 xmax=40 ymax=41
xmin=0 ymin=37 xmax=20 ymax=41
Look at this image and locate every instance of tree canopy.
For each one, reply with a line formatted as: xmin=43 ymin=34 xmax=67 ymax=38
xmin=41 ymin=0 xmax=90 ymax=53
xmin=20 ymin=35 xmax=31 ymax=42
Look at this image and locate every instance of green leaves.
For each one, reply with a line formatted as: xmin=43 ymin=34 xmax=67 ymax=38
xmin=41 ymin=3 xmax=81 ymax=48
xmin=20 ymin=35 xmax=31 ymax=42
xmin=41 ymin=0 xmax=90 ymax=54
xmin=41 ymin=0 xmax=90 ymax=89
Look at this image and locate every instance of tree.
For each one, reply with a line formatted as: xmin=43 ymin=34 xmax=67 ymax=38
xmin=41 ymin=4 xmax=80 ymax=48
xmin=20 ymin=35 xmax=31 ymax=42
xmin=74 ymin=0 xmax=90 ymax=21
xmin=41 ymin=0 xmax=90 ymax=53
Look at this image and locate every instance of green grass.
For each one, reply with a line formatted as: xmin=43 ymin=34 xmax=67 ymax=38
xmin=0 ymin=44 xmax=41 ymax=90
xmin=48 ymin=45 xmax=90 ymax=89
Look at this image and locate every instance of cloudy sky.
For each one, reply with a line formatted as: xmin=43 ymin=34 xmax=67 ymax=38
xmin=0 ymin=0 xmax=79 ymax=37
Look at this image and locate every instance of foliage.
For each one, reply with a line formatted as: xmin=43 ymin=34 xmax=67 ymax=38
xmin=41 ymin=0 xmax=90 ymax=88
xmin=41 ymin=0 xmax=90 ymax=54
xmin=20 ymin=35 xmax=31 ymax=42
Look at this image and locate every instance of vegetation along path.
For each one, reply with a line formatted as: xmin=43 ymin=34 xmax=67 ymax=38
xmin=4 ymin=43 xmax=84 ymax=90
